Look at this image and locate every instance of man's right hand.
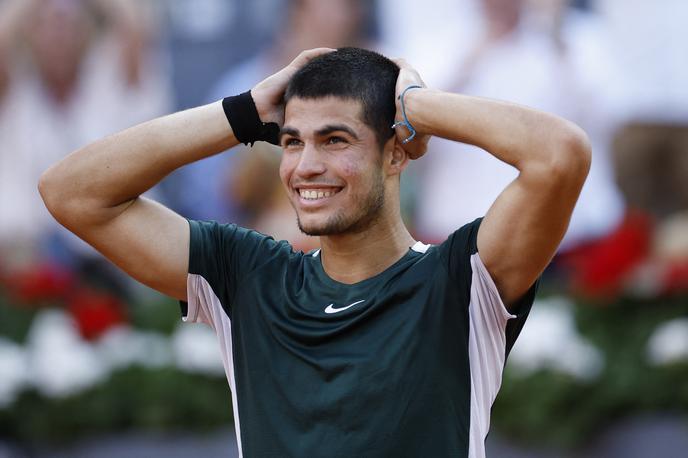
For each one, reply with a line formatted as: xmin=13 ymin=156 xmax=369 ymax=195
xmin=250 ymin=48 xmax=334 ymax=127
xmin=39 ymin=47 xmax=333 ymax=303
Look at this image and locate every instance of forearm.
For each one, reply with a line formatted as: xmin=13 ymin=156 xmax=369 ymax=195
xmin=405 ymin=89 xmax=590 ymax=174
xmin=40 ymin=101 xmax=237 ymax=225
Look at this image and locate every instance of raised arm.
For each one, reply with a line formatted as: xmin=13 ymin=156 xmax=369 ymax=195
xmin=39 ymin=102 xmax=236 ymax=300
xmin=39 ymin=48 xmax=333 ymax=301
xmin=395 ymin=61 xmax=591 ymax=308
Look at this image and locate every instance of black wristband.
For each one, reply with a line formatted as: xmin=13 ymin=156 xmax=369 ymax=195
xmin=222 ymin=91 xmax=280 ymax=146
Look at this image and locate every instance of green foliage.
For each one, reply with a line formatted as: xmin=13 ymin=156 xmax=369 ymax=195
xmin=0 ymin=293 xmax=38 ymax=344
xmin=492 ymin=294 xmax=688 ymax=449
xmin=2 ymin=287 xmax=687 ymax=447
xmin=128 ymin=297 xmax=181 ymax=335
xmin=0 ymin=367 xmax=233 ymax=444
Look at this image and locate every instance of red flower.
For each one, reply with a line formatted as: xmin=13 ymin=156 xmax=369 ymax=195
xmin=663 ymin=260 xmax=688 ymax=295
xmin=561 ymin=210 xmax=653 ymax=299
xmin=3 ymin=263 xmax=75 ymax=305
xmin=67 ymin=287 xmax=128 ymax=341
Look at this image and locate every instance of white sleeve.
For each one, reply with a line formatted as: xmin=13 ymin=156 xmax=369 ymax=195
xmin=467 ymin=252 xmax=516 ymax=458
xmin=184 ymin=273 xmax=224 ymax=328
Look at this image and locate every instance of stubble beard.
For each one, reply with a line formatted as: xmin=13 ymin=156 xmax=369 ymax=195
xmin=295 ymin=171 xmax=386 ymax=237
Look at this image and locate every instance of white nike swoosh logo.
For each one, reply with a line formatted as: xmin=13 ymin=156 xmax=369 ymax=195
xmin=324 ymin=300 xmax=365 ymax=314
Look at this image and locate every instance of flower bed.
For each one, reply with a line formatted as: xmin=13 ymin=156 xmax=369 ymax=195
xmin=1 ymin=278 xmax=687 ymax=447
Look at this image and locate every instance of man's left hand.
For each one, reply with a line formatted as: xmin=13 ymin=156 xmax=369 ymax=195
xmin=393 ymin=58 xmax=430 ymax=160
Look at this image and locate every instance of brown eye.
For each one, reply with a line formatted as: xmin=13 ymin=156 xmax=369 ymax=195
xmin=283 ymin=138 xmax=302 ymax=148
xmin=327 ymin=136 xmax=346 ymax=145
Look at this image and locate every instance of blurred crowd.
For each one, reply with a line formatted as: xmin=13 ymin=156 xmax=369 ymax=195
xmin=1 ymin=0 xmax=687 ymax=309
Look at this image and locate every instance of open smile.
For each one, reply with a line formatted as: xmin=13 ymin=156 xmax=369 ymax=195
xmin=294 ymin=186 xmax=344 ymax=206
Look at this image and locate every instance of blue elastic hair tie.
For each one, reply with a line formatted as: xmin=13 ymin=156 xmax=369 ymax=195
xmin=392 ymin=85 xmax=423 ymax=144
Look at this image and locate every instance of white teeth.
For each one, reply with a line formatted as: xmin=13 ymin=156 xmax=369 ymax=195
xmin=299 ymin=189 xmax=335 ymax=200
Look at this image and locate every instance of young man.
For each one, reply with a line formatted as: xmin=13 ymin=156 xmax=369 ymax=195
xmin=39 ymin=48 xmax=590 ymax=457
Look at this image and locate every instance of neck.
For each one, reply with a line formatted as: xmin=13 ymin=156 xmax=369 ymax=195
xmin=318 ymin=208 xmax=415 ymax=284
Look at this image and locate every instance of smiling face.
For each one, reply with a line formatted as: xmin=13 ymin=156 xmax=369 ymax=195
xmin=279 ymin=96 xmax=391 ymax=236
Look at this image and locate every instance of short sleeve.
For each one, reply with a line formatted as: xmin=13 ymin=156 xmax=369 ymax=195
xmin=438 ymin=217 xmax=538 ymax=358
xmin=438 ymin=218 xmax=483 ymax=297
xmin=181 ymin=219 xmax=284 ymax=324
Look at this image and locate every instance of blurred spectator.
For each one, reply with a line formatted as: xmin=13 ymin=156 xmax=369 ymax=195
xmin=594 ymin=0 xmax=688 ymax=123
xmin=558 ymin=0 xmax=688 ymax=296
xmin=411 ymin=0 xmax=624 ymax=251
xmin=377 ymin=0 xmax=482 ymax=86
xmin=228 ymin=145 xmax=318 ymax=250
xmin=602 ymin=124 xmax=688 ymax=296
xmin=0 ymin=0 xmax=171 ymax=284
xmin=168 ymin=0 xmax=378 ymax=250
xmin=614 ymin=124 xmax=688 ymax=219
xmin=162 ymin=0 xmax=280 ymax=110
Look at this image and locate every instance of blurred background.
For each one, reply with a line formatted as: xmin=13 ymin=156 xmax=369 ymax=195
xmin=0 ymin=0 xmax=687 ymax=456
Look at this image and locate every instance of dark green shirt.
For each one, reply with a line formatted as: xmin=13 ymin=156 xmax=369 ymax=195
xmin=183 ymin=218 xmax=536 ymax=458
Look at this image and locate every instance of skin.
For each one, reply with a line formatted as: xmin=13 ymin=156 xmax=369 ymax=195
xmin=280 ymin=97 xmax=388 ymax=236
xmin=278 ymin=96 xmax=415 ymax=284
xmin=39 ymin=48 xmax=334 ymax=301
xmin=39 ymin=48 xmax=590 ymax=309
xmin=395 ymin=57 xmax=590 ymax=305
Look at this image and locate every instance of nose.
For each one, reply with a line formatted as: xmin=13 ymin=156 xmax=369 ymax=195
xmin=294 ymin=142 xmax=326 ymax=178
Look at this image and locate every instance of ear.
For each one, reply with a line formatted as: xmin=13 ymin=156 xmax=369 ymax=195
xmin=384 ymin=136 xmax=409 ymax=177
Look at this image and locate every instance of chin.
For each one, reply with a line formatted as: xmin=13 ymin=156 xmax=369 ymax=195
xmin=293 ymin=188 xmax=385 ymax=237
xmin=296 ymin=213 xmax=349 ymax=236
xmin=297 ymin=210 xmax=382 ymax=237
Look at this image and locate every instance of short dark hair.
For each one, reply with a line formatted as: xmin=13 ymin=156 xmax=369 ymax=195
xmin=284 ymin=47 xmax=399 ymax=150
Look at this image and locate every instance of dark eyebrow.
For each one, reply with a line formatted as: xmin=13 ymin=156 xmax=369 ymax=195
xmin=279 ymin=124 xmax=360 ymax=141
xmin=316 ymin=124 xmax=359 ymax=140
xmin=280 ymin=126 xmax=300 ymax=140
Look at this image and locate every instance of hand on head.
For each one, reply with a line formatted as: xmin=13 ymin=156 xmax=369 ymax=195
xmin=392 ymin=58 xmax=430 ymax=160
xmin=251 ymin=48 xmax=335 ymax=127
xmin=251 ymin=48 xmax=431 ymax=161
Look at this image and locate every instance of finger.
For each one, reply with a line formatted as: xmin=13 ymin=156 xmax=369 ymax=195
xmin=392 ymin=57 xmax=414 ymax=70
xmin=397 ymin=133 xmax=429 ymax=160
xmin=290 ymin=48 xmax=336 ymax=68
